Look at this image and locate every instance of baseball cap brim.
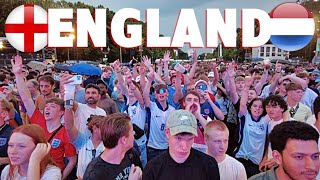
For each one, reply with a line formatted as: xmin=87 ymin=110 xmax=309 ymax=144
xmin=169 ymin=125 xmax=198 ymax=137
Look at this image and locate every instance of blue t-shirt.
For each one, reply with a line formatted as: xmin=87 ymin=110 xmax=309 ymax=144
xmin=0 ymin=124 xmax=14 ymax=173
xmin=200 ymin=100 xmax=221 ymax=120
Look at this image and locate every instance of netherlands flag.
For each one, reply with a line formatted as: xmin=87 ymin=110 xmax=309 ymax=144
xmin=269 ymin=3 xmax=315 ymax=51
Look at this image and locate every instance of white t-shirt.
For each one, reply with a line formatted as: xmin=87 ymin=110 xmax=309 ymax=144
xmin=1 ymin=165 xmax=61 ymax=180
xmin=75 ymin=103 xmax=106 ymax=139
xmin=124 ymin=97 xmax=146 ymax=131
xmin=218 ymin=155 xmax=247 ymax=180
xmin=147 ymin=101 xmax=175 ymax=150
xmin=267 ymin=119 xmax=284 ymax=160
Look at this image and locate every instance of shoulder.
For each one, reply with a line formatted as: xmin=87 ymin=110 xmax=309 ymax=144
xmin=191 ymin=149 xmax=219 ymax=167
xmin=225 ymin=155 xmax=245 ymax=168
xmin=305 ymin=88 xmax=317 ymax=96
xmin=97 ymin=107 xmax=107 ymax=115
xmin=1 ymin=165 xmax=9 ymax=179
xmin=248 ymin=171 xmax=268 ymax=180
xmin=144 ymin=151 xmax=168 ymax=171
xmin=42 ymin=165 xmax=62 ymax=179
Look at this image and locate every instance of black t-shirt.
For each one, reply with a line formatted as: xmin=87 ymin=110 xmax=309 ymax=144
xmin=83 ymin=149 xmax=142 ymax=180
xmin=142 ymin=148 xmax=220 ymax=180
xmin=0 ymin=124 xmax=14 ymax=173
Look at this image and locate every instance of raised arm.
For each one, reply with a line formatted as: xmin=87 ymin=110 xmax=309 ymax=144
xmin=210 ymin=62 xmax=219 ymax=86
xmin=139 ymin=63 xmax=147 ymax=91
xmin=126 ymin=71 xmax=145 ymax=106
xmin=173 ymin=71 xmax=183 ymax=104
xmin=239 ymin=76 xmax=254 ymax=117
xmin=269 ymin=62 xmax=282 ymax=93
xmin=255 ymin=68 xmax=268 ymax=95
xmin=162 ymin=51 xmax=172 ymax=85
xmin=11 ymin=56 xmax=35 ymax=117
xmin=64 ymin=107 xmax=78 ymax=143
xmin=188 ymin=49 xmax=198 ymax=80
xmin=142 ymin=55 xmax=165 ymax=85
xmin=114 ymin=60 xmax=129 ymax=96
xmin=227 ymin=64 xmax=239 ymax=104
xmin=143 ymin=71 xmax=154 ymax=108
xmin=156 ymin=60 xmax=163 ymax=76
xmin=282 ymin=74 xmax=308 ymax=89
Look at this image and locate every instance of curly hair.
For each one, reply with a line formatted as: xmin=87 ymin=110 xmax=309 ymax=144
xmin=269 ymin=121 xmax=319 ymax=153
xmin=263 ymin=95 xmax=288 ymax=113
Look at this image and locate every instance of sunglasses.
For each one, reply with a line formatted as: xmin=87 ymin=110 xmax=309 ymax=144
xmin=156 ymin=88 xmax=166 ymax=94
xmin=197 ymin=84 xmax=207 ymax=91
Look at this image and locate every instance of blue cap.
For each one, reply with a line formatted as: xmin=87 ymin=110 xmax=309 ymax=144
xmin=312 ymin=70 xmax=320 ymax=74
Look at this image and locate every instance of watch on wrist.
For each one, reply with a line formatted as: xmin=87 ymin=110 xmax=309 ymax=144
xmin=65 ymin=99 xmax=74 ymax=109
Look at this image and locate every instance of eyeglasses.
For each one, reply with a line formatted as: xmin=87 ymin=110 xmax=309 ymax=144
xmin=86 ymin=148 xmax=97 ymax=160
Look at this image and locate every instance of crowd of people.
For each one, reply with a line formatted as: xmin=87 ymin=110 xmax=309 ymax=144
xmin=0 ymin=51 xmax=319 ymax=180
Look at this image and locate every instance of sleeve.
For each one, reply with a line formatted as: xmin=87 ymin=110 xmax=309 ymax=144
xmin=72 ymin=132 xmax=87 ymax=151
xmin=41 ymin=165 xmax=62 ymax=180
xmin=28 ymin=109 xmax=46 ymax=127
xmin=1 ymin=165 xmax=9 ymax=180
xmin=238 ymin=163 xmax=247 ymax=180
xmin=63 ymin=131 xmax=77 ymax=157
xmin=260 ymin=85 xmax=271 ymax=99
xmin=207 ymin=159 xmax=220 ymax=180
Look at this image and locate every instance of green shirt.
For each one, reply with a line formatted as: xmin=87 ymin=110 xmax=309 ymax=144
xmin=248 ymin=166 xmax=278 ymax=180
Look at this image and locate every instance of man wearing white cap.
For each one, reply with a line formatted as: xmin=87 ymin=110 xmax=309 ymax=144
xmin=143 ymin=110 xmax=220 ymax=180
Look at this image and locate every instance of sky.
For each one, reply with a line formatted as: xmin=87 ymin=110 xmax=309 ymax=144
xmin=65 ymin=0 xmax=296 ymax=53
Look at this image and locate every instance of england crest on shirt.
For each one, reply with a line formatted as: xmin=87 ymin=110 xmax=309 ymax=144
xmin=259 ymin=124 xmax=265 ymax=131
xmin=51 ymin=138 xmax=61 ymax=148
xmin=204 ymin=109 xmax=210 ymax=115
xmin=0 ymin=138 xmax=7 ymax=146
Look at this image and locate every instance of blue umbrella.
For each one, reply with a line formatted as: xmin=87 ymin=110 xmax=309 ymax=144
xmin=69 ymin=63 xmax=102 ymax=76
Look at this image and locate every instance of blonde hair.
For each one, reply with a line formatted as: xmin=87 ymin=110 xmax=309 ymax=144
xmin=204 ymin=120 xmax=229 ymax=139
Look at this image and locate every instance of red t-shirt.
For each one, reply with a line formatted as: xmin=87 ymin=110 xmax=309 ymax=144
xmin=29 ymin=110 xmax=76 ymax=171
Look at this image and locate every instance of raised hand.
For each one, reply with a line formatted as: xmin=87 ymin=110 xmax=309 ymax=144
xmin=163 ymin=50 xmax=170 ymax=62
xmin=29 ymin=143 xmax=51 ymax=162
xmin=113 ymin=60 xmax=121 ymax=72
xmin=139 ymin=63 xmax=146 ymax=75
xmin=275 ymin=60 xmax=282 ymax=73
xmin=11 ymin=55 xmax=23 ymax=75
xmin=245 ymin=73 xmax=255 ymax=88
xmin=141 ymin=55 xmax=152 ymax=68
xmin=210 ymin=62 xmax=217 ymax=70
xmin=227 ymin=63 xmax=236 ymax=78
xmin=146 ymin=71 xmax=154 ymax=81
xmin=125 ymin=71 xmax=133 ymax=84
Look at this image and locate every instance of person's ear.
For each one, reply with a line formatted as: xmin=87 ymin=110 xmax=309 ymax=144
xmin=272 ymin=150 xmax=282 ymax=165
xmin=0 ymin=111 xmax=8 ymax=119
xmin=165 ymin=128 xmax=170 ymax=139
